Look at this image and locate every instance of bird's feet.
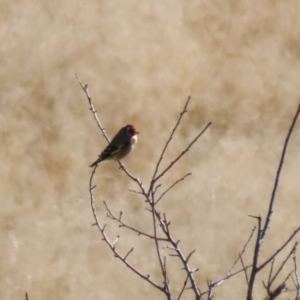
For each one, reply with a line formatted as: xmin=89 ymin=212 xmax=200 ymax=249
xmin=118 ymin=162 xmax=125 ymax=170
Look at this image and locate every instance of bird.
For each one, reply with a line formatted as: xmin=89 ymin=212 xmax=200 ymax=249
xmin=89 ymin=124 xmax=139 ymax=167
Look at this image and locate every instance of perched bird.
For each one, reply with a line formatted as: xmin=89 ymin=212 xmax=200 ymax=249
xmin=89 ymin=124 xmax=139 ymax=167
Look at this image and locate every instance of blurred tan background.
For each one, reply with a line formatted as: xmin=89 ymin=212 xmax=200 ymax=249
xmin=1 ymin=0 xmax=300 ymax=299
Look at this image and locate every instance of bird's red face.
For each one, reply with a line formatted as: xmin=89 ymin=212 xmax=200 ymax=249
xmin=126 ymin=125 xmax=139 ymax=136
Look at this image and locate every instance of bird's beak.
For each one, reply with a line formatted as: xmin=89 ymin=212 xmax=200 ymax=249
xmin=135 ymin=131 xmax=139 ymax=134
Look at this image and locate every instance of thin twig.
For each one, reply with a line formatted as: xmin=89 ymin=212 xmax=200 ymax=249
xmin=239 ymin=252 xmax=249 ymax=286
xmin=247 ymin=215 xmax=262 ymax=300
xmin=76 ymin=74 xmax=110 ymax=142
xmin=124 ymin=247 xmax=134 ymax=261
xmin=207 ymin=280 xmax=213 ymax=300
xmin=155 ymin=173 xmax=192 ymax=204
xmin=150 ymin=199 xmax=171 ymax=298
xmin=127 ymin=189 xmax=143 ymax=195
xmin=201 ymin=228 xmax=256 ymax=296
xmin=151 ymin=96 xmax=191 ymax=181
xmin=186 ymin=249 xmax=196 ymax=264
xmin=177 ymin=274 xmax=189 ymax=300
xmin=227 ymin=226 xmax=256 ymax=276
xmin=267 ymin=259 xmax=276 ymax=289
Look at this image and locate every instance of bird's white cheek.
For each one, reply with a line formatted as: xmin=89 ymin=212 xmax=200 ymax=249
xmin=131 ymin=136 xmax=138 ymax=146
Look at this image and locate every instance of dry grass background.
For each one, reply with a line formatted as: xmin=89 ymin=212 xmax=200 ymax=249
xmin=1 ymin=0 xmax=300 ymax=299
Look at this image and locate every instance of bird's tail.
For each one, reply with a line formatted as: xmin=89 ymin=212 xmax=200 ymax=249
xmin=89 ymin=156 xmax=102 ymax=168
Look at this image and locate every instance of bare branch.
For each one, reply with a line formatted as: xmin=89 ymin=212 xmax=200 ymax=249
xmin=88 ymin=166 xmax=164 ymax=292
xmin=261 ymin=102 xmax=300 ymax=242
xmin=78 ymin=76 xmax=212 ymax=300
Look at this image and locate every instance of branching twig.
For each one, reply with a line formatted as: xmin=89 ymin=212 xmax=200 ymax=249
xmin=227 ymin=226 xmax=256 ymax=276
xmin=268 ymin=243 xmax=297 ymax=288
xmin=201 ymin=227 xmax=256 ymax=296
xmin=206 ymin=280 xmax=213 ymax=300
xmin=293 ymin=249 xmax=300 ymax=298
xmin=259 ymin=229 xmax=300 ymax=271
xmin=153 ymin=209 xmax=201 ymax=298
xmin=202 ymin=264 xmax=253 ymax=293
xmin=154 ymin=122 xmax=212 ymax=183
xmin=264 ymin=271 xmax=292 ymax=300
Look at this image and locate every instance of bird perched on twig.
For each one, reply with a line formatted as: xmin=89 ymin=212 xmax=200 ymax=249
xmin=89 ymin=124 xmax=139 ymax=167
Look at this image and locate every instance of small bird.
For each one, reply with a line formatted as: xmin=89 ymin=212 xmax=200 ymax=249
xmin=89 ymin=124 xmax=139 ymax=167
